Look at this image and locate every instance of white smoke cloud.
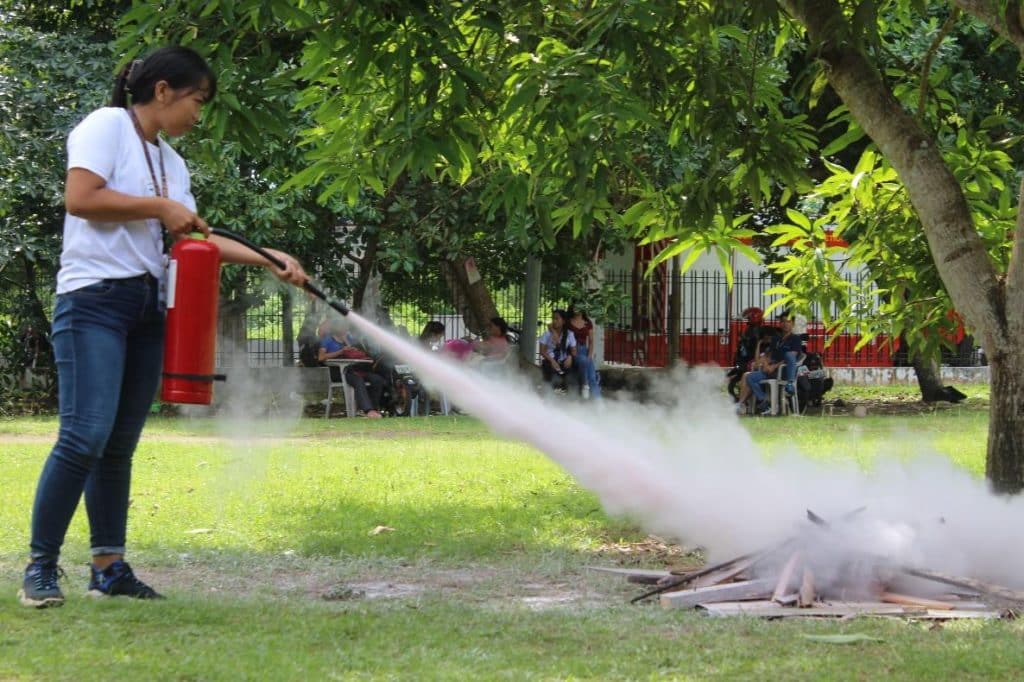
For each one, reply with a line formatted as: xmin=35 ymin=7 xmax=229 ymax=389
xmin=347 ymin=311 xmax=1024 ymax=590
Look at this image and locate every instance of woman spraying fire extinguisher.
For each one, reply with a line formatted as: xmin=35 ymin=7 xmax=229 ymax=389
xmin=18 ymin=46 xmax=308 ymax=609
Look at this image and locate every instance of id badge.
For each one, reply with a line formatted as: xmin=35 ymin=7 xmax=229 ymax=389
xmin=159 ymin=255 xmax=173 ymax=310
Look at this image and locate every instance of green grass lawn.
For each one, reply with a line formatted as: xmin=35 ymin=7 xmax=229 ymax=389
xmin=2 ymin=403 xmax=1021 ymax=681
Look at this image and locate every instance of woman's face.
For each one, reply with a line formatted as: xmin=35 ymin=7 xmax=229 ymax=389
xmin=551 ymin=313 xmax=563 ymax=329
xmin=487 ymin=321 xmax=500 ymax=337
xmin=157 ymin=80 xmax=210 ymax=137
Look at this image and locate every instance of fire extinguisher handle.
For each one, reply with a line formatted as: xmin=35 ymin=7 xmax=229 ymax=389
xmin=210 ymin=227 xmax=350 ymax=316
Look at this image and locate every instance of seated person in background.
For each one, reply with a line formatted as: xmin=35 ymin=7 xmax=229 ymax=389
xmin=566 ymin=306 xmax=601 ymax=399
xmin=539 ymin=309 xmax=576 ymax=388
xmin=735 ymin=338 xmax=772 ymax=412
xmin=408 ymin=320 xmax=453 ymax=413
xmin=740 ymin=312 xmax=803 ymax=415
xmin=443 ymin=334 xmax=475 ymax=361
xmin=419 ymin=321 xmax=446 ymax=350
xmin=318 ymin=320 xmax=385 ymax=418
xmin=474 ymin=316 xmax=512 ymax=361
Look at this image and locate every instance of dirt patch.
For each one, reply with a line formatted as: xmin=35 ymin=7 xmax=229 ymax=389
xmin=49 ymin=556 xmax=642 ymax=612
xmin=592 ymin=536 xmax=705 ymax=573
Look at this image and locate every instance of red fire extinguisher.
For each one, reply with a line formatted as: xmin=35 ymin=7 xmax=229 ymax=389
xmin=161 ymin=233 xmax=223 ymax=405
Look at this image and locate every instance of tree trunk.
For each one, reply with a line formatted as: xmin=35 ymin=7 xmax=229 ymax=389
xmin=668 ymin=255 xmax=682 ymax=367
xmin=783 ymin=0 xmax=1024 ymax=493
xmin=911 ymin=354 xmax=944 ymax=402
xmin=350 ymin=228 xmax=380 ymax=312
xmin=441 ymin=257 xmax=498 ymax=336
xmin=281 ymin=290 xmax=294 ymax=367
xmin=521 ymin=254 xmax=542 ymax=366
xmin=987 ymin=356 xmax=1024 ymax=494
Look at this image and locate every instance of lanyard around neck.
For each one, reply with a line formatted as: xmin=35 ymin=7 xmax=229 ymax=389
xmin=127 ymin=108 xmax=168 ymax=199
xmin=127 ymin=108 xmax=170 ymax=253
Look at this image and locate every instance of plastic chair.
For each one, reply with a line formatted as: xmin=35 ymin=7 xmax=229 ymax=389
xmin=749 ymin=366 xmax=800 ymax=416
xmin=410 ymin=390 xmax=450 ymax=416
xmin=323 ymin=360 xmax=367 ymax=418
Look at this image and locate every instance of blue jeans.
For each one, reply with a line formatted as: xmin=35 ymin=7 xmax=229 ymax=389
xmin=746 ymin=370 xmax=770 ymax=402
xmin=29 ymin=275 xmax=164 ymax=561
xmin=575 ymin=345 xmax=601 ymax=398
xmin=783 ymin=351 xmax=798 ymax=384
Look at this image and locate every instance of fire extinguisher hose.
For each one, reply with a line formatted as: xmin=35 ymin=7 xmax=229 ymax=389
xmin=210 ymin=227 xmax=350 ymax=317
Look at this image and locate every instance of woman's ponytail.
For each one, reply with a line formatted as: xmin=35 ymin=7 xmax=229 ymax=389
xmin=110 ymin=59 xmax=142 ymax=108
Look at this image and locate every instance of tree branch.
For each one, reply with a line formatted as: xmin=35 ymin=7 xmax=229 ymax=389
xmin=1005 ymin=174 xmax=1024 ymax=324
xmin=917 ymin=8 xmax=961 ymax=121
xmin=952 ymin=0 xmax=1024 ymax=55
xmin=780 ymin=0 xmax=1007 ymax=347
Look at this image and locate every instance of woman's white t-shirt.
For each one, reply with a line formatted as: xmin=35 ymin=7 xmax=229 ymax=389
xmin=539 ymin=328 xmax=576 ymax=362
xmin=57 ymin=107 xmax=196 ymax=294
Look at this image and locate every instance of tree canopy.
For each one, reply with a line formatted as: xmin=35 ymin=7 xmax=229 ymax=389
xmin=6 ymin=0 xmax=1024 ymax=488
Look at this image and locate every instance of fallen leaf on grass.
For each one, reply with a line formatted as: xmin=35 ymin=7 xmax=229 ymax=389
xmin=369 ymin=525 xmax=395 ymax=536
xmin=184 ymin=528 xmax=214 ymax=534
xmin=800 ymin=634 xmax=883 ymax=645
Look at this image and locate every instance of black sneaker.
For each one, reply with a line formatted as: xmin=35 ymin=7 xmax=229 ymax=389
xmin=18 ymin=559 xmax=66 ymax=608
xmin=87 ymin=560 xmax=164 ymax=600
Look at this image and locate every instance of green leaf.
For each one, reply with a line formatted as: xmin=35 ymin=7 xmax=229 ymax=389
xmin=785 ymin=209 xmax=811 ymax=231
xmin=822 ymin=126 xmax=866 ymax=156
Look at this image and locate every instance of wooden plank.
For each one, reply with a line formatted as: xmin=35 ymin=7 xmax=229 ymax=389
xmin=660 ymin=578 xmax=774 ymax=609
xmin=901 ymin=567 xmax=1024 ymax=604
xmin=775 ymin=592 xmax=798 ymax=606
xmin=924 ymin=609 xmax=1003 ymax=620
xmin=631 ymin=550 xmax=766 ymax=604
xmin=699 ymin=600 xmax=907 ymax=618
xmin=691 ymin=556 xmax=758 ymax=588
xmin=880 ymin=591 xmax=956 ymax=611
xmin=700 ymin=600 xmax=1005 ymax=620
xmin=773 ymin=552 xmax=802 ymax=603
xmin=799 ymin=567 xmax=816 ymax=607
xmin=584 ymin=566 xmax=673 ymax=584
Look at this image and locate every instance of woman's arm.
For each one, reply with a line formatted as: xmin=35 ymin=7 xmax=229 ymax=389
xmin=65 ymin=168 xmax=207 ymax=237
xmin=209 ymin=236 xmax=307 ymax=286
xmin=539 ymin=342 xmax=561 ymax=369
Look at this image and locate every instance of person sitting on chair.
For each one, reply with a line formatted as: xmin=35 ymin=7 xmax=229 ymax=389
xmin=740 ymin=312 xmax=803 ymax=415
xmin=318 ymin=320 xmax=384 ymax=418
xmin=539 ymin=309 xmax=577 ymax=390
xmin=567 ymin=306 xmax=601 ymax=399
xmin=475 ymin=316 xmax=512 ymax=360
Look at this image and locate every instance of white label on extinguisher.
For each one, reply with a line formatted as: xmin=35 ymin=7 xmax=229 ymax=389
xmin=166 ymin=259 xmax=178 ymax=309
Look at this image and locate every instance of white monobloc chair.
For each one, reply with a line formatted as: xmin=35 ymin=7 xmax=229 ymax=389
xmin=323 ymin=359 xmax=365 ymax=418
xmin=748 ymin=361 xmax=801 ymax=416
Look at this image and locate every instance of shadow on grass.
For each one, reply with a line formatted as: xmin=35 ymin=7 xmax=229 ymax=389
xmin=270 ymin=483 xmax=617 ymax=559
xmin=133 ymin=482 xmax=624 ymax=562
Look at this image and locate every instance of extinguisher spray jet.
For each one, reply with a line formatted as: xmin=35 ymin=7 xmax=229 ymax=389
xmin=160 ymin=228 xmax=349 ymax=406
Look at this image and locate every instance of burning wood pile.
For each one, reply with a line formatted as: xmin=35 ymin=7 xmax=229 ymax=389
xmin=592 ymin=509 xmax=1021 ymax=620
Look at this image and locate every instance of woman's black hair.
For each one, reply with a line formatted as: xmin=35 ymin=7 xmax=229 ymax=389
xmin=551 ymin=309 xmax=569 ymax=354
xmin=567 ymin=305 xmax=591 ymax=323
xmin=489 ymin=316 xmax=510 ymax=338
xmin=419 ymin=320 xmax=446 ymax=342
xmin=111 ymin=46 xmax=217 ymax=108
